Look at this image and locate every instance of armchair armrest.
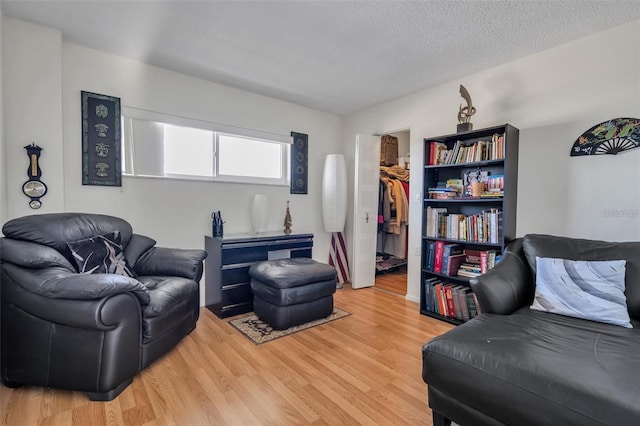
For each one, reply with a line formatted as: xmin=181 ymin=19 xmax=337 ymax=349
xmin=469 ymin=239 xmax=534 ymax=315
xmin=2 ymin=264 xmax=145 ymax=330
xmin=1 ymin=263 xmax=150 ymax=305
xmin=134 ymin=247 xmax=207 ymax=281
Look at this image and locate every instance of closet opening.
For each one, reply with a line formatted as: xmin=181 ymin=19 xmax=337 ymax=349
xmin=375 ymin=129 xmax=410 ymax=296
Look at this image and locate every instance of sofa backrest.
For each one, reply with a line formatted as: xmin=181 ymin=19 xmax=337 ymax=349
xmin=523 ymin=234 xmax=640 ymax=321
xmin=2 ymin=213 xmax=133 ymax=256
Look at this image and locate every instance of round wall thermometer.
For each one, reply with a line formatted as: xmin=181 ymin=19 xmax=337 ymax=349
xmin=22 ymin=143 xmax=47 ymax=209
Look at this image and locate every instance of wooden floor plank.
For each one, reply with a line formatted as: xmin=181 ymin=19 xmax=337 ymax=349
xmin=0 ymin=285 xmax=453 ymax=425
xmin=375 ymin=265 xmax=408 ymax=295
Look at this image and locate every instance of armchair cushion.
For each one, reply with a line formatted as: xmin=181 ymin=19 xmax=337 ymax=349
xmin=66 ymin=231 xmax=136 ymax=277
xmin=123 ymin=234 xmax=156 ymax=267
xmin=531 ymin=257 xmax=631 ymax=328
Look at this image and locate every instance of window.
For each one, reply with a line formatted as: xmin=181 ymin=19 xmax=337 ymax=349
xmin=122 ymin=107 xmax=291 ymax=185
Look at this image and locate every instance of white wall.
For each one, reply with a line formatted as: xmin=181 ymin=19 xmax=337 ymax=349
xmin=3 ymin=18 xmax=64 ymax=218
xmin=3 ymin=18 xmax=342 ymax=306
xmin=389 ymin=130 xmax=410 ymax=167
xmin=342 ymin=20 xmax=640 ymax=304
xmin=0 ymin=11 xmax=5 ymax=224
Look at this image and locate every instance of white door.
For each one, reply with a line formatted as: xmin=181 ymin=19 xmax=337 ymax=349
xmin=351 ymin=134 xmax=381 ymax=289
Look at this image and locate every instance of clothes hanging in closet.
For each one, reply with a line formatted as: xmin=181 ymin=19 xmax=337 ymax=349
xmin=378 ymin=165 xmax=409 ymax=259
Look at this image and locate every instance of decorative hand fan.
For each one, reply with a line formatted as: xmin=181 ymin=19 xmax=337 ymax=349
xmin=570 ymin=118 xmax=640 ymax=156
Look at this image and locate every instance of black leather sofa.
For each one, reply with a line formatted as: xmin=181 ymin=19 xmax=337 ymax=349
xmin=422 ymin=234 xmax=640 ymax=426
xmin=0 ymin=213 xmax=207 ymax=400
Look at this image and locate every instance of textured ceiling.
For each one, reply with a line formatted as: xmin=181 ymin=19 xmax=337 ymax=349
xmin=3 ymin=0 xmax=640 ymax=115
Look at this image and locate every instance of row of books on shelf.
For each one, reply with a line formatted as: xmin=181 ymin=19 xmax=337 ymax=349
xmin=425 ymin=207 xmax=502 ymax=244
xmin=424 ymin=278 xmax=481 ymax=321
xmin=425 ymin=241 xmax=501 ymax=278
xmin=427 ymin=133 xmax=505 ymax=165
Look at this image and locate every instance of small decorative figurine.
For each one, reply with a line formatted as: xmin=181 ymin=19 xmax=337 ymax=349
xmin=457 ymin=84 xmax=477 ymax=133
xmin=283 ymin=201 xmax=292 ymax=235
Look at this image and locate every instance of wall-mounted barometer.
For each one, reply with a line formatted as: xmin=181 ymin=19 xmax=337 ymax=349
xmin=22 ymin=143 xmax=47 ymax=209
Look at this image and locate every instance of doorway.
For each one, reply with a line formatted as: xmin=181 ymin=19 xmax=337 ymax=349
xmin=374 ymin=129 xmax=410 ymax=296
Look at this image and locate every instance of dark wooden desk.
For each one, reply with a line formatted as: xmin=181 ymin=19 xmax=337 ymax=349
xmin=204 ymin=232 xmax=313 ymax=318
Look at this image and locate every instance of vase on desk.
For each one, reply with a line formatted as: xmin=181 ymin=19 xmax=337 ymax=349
xmin=251 ymin=194 xmax=269 ymax=234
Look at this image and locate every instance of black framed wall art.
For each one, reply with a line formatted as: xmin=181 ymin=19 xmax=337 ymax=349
xmin=81 ymin=91 xmax=122 ymax=186
xmin=290 ymin=131 xmax=308 ymax=194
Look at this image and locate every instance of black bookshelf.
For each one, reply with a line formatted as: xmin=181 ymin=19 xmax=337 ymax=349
xmin=420 ymin=124 xmax=519 ymax=324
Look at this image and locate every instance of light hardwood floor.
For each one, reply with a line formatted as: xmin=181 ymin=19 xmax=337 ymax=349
xmin=375 ymin=266 xmax=408 ymax=296
xmin=0 ymin=285 xmax=453 ymax=425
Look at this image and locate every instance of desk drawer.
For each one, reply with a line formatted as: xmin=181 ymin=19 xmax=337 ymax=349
xmin=221 ymin=266 xmax=251 ymax=285
xmin=221 ymin=245 xmax=268 ymax=265
xmin=267 ymin=239 xmax=313 ymax=251
xmin=221 ymin=282 xmax=252 ymax=306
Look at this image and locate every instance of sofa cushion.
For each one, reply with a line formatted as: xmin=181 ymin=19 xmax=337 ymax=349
xmin=531 ymin=257 xmax=631 ymax=328
xmin=67 ymin=231 xmax=136 ymax=277
xmin=422 ymin=308 xmax=640 ymax=425
xmin=523 ymin=234 xmax=640 ymax=321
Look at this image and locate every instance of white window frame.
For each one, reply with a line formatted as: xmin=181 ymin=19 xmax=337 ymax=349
xmin=121 ymin=106 xmax=292 ymax=186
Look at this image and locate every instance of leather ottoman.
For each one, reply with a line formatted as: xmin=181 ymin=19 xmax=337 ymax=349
xmin=248 ymin=258 xmax=337 ymax=330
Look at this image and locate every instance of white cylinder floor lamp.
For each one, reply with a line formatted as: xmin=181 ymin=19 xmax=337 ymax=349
xmin=322 ymin=154 xmax=350 ymax=288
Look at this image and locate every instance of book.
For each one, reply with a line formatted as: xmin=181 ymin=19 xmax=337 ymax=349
xmin=459 ymin=287 xmax=471 ymax=321
xmin=466 ymin=291 xmax=478 ymax=318
xmin=480 ymin=250 xmax=488 ymax=274
xmin=434 ymin=283 xmax=445 ymax=314
xmin=441 ymin=244 xmax=463 ymax=273
xmin=445 ymin=178 xmax=464 ymax=193
xmin=425 ymin=241 xmax=436 ymax=270
xmin=424 ymin=278 xmax=439 ymax=311
xmin=457 ymin=263 xmax=482 ymax=278
xmin=444 ymin=284 xmax=456 ymax=317
xmin=473 ymin=292 xmax=482 ymax=315
xmin=429 ymin=142 xmax=447 ymax=165
xmin=433 ymin=240 xmax=445 ymax=273
xmin=425 ymin=207 xmax=447 ymax=237
xmin=445 ymin=253 xmax=465 ymax=276
xmin=464 ymin=249 xmax=483 ymax=264
xmin=451 ymin=286 xmax=464 ymax=320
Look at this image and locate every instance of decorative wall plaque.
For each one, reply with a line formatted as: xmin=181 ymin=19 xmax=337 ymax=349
xmin=81 ymin=91 xmax=122 ymax=186
xmin=290 ymin=131 xmax=308 ymax=194
xmin=570 ymin=117 xmax=640 ymax=157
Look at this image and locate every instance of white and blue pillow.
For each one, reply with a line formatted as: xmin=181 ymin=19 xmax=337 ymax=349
xmin=530 ymin=257 xmax=632 ymax=328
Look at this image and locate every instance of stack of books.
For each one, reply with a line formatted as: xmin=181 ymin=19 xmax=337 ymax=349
xmin=423 ymin=278 xmax=481 ymax=321
xmin=456 ymin=248 xmax=501 ymax=278
xmin=428 ymin=178 xmax=464 ymax=199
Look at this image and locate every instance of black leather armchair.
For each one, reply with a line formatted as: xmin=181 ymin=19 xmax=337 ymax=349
xmin=1 ymin=213 xmax=207 ymax=400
